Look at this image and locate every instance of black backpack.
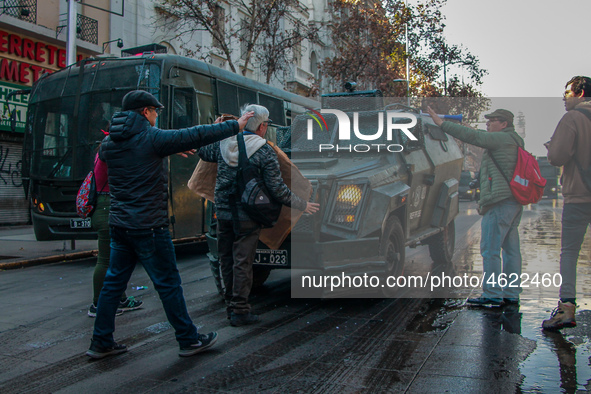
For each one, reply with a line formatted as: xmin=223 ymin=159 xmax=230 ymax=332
xmin=232 ymin=132 xmax=282 ymax=228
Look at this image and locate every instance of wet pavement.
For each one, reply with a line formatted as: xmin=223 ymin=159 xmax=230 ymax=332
xmin=0 ymin=200 xmax=589 ymax=393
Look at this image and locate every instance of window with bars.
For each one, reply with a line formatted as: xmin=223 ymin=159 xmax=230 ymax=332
xmin=77 ymin=14 xmax=98 ymax=45
xmin=1 ymin=0 xmax=37 ymax=24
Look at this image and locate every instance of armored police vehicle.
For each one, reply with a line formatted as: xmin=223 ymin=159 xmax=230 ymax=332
xmin=207 ymin=91 xmax=464 ymax=293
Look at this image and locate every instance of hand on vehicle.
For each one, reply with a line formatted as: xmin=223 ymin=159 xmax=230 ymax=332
xmin=304 ymin=202 xmax=320 ymax=214
xmin=176 ymin=149 xmax=197 ymax=158
xmin=426 ymin=106 xmax=444 ymax=127
xmin=237 ymin=111 xmax=255 ymax=131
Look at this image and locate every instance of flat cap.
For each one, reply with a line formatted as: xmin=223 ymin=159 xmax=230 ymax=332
xmin=484 ymin=109 xmax=514 ymax=124
xmin=122 ymin=90 xmax=164 ymax=111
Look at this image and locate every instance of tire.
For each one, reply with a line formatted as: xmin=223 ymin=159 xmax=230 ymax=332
xmin=428 ymin=219 xmax=455 ymax=265
xmin=380 ymin=216 xmax=405 ymax=276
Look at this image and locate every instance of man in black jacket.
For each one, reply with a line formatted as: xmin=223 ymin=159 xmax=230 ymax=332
xmin=86 ymin=90 xmax=253 ymax=359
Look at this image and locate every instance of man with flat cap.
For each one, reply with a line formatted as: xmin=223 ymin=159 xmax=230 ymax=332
xmin=87 ymin=90 xmax=253 ymax=359
xmin=428 ymin=106 xmax=524 ymax=308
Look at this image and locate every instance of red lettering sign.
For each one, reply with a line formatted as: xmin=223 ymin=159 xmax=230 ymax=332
xmin=57 ymin=49 xmax=66 ymax=68
xmin=1 ymin=58 xmax=18 ymax=82
xmin=30 ymin=64 xmax=42 ymax=82
xmin=0 ymin=31 xmax=7 ymax=53
xmin=35 ymin=42 xmax=45 ymax=62
xmin=23 ymin=39 xmax=34 ymax=61
xmin=19 ymin=61 xmax=29 ymax=83
xmin=9 ymin=35 xmax=21 ymax=56
xmin=46 ymin=45 xmax=58 ymax=66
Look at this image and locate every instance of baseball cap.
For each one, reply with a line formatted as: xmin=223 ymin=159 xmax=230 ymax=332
xmin=122 ymin=90 xmax=164 ymax=111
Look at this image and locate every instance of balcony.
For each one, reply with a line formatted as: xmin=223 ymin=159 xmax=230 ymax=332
xmin=76 ymin=14 xmax=97 ymax=45
xmin=286 ymin=66 xmax=314 ymax=95
xmin=1 ymin=0 xmax=37 ymax=24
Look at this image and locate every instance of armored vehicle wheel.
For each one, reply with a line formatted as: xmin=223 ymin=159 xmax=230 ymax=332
xmin=381 ymin=216 xmax=405 ymax=276
xmin=428 ymin=219 xmax=455 ymax=265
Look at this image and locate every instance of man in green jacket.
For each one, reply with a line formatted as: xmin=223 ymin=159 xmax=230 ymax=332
xmin=427 ymin=106 xmax=524 ymax=307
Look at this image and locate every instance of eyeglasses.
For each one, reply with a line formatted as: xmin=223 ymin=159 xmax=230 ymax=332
xmin=487 ymin=118 xmax=503 ymax=123
xmin=263 ymin=118 xmax=273 ymax=125
xmin=148 ymin=107 xmax=163 ymax=115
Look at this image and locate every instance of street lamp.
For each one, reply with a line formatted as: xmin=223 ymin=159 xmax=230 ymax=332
xmin=393 ymin=79 xmax=410 ymax=106
xmin=102 ymin=39 xmax=124 ymax=54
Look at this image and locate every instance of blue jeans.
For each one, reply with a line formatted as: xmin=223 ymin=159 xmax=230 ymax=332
xmin=480 ymin=199 xmax=523 ymax=299
xmin=559 ymin=203 xmax=591 ymax=302
xmin=92 ymin=227 xmax=198 ymax=348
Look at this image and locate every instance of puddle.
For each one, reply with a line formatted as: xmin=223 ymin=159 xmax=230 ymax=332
xmin=406 ymin=298 xmax=464 ymax=333
xmin=463 ymin=201 xmax=591 ymax=392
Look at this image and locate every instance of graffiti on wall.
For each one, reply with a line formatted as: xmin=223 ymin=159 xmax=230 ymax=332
xmin=0 ymin=144 xmax=22 ymax=187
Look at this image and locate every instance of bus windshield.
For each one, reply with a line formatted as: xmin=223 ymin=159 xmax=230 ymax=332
xmin=28 ymin=60 xmax=162 ymax=180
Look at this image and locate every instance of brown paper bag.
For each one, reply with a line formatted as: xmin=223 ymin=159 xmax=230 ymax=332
xmin=187 ymin=143 xmax=311 ymax=250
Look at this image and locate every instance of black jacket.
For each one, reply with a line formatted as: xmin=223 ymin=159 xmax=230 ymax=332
xmin=100 ymin=111 xmax=239 ymax=229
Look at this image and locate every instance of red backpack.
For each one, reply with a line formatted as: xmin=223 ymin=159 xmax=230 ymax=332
xmin=76 ymin=170 xmax=98 ymax=218
xmin=490 ymin=134 xmax=546 ymax=205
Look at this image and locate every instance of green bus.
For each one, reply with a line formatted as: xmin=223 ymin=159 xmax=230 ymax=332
xmin=21 ymin=53 xmax=319 ymax=241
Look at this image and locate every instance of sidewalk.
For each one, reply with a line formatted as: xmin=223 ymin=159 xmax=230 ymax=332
xmin=0 ymin=225 xmax=98 ymax=269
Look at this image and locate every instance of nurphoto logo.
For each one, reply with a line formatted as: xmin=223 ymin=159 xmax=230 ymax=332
xmin=305 ymin=109 xmax=418 ymax=152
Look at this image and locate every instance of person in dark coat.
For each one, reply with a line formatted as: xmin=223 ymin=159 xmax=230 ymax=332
xmin=86 ymin=90 xmax=253 ymax=359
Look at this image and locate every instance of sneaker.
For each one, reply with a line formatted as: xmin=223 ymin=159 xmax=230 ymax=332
xmin=179 ymin=332 xmax=218 ymax=357
xmin=466 ymin=297 xmax=504 ymax=307
xmin=503 ymin=298 xmax=520 ymax=305
xmin=119 ymin=296 xmax=143 ymax=311
xmin=86 ymin=339 xmax=127 ymax=359
xmin=88 ymin=303 xmax=123 ymax=318
xmin=230 ymin=312 xmax=260 ymax=327
xmin=542 ymin=301 xmax=576 ymax=330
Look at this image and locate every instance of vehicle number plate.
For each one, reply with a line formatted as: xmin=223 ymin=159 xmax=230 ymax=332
xmin=254 ymin=249 xmax=288 ymax=266
xmin=70 ymin=218 xmax=92 ymax=229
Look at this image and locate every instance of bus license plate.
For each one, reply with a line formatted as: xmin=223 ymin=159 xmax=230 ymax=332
xmin=254 ymin=249 xmax=288 ymax=266
xmin=70 ymin=218 xmax=92 ymax=229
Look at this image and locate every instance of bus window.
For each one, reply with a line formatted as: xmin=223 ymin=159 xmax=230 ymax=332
xmin=32 ymin=99 xmax=74 ymax=179
xmin=217 ymin=81 xmax=239 ymax=116
xmin=238 ymin=87 xmax=256 ymax=108
xmin=172 ymin=88 xmax=197 ymax=129
xmin=259 ymin=94 xmax=286 ymax=125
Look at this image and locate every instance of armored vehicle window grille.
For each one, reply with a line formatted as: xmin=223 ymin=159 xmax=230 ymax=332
xmin=276 ymin=126 xmax=291 ymax=150
xmin=293 ymin=181 xmax=318 ymax=234
xmin=399 ymin=118 xmax=424 ymax=152
xmin=290 ymin=112 xmax=334 ymax=152
xmin=321 ymin=94 xmax=383 ymax=112
xmin=328 ymin=183 xmax=366 ymax=230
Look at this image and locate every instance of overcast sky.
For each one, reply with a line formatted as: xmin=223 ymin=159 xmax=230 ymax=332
xmin=439 ymin=0 xmax=591 ymax=155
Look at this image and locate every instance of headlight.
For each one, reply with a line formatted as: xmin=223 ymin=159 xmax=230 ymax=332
xmin=337 ymin=185 xmax=363 ymax=206
xmin=329 ymin=184 xmax=365 ymax=228
xmin=467 ymin=190 xmax=473 ymax=194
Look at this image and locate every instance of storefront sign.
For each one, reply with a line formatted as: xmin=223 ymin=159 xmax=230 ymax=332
xmin=0 ymin=81 xmax=28 ymax=133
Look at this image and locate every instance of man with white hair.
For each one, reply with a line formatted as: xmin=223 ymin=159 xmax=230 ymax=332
xmin=199 ymin=104 xmax=319 ymax=326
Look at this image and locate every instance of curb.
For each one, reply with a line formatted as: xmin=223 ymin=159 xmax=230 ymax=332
xmin=0 ymin=250 xmax=97 ymax=270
